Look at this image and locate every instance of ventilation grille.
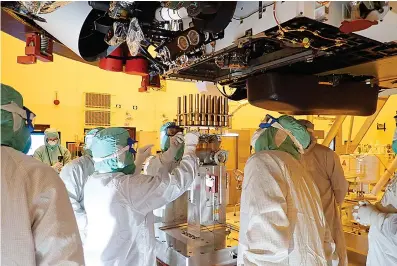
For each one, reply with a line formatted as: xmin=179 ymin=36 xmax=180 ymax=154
xmin=85 ymin=93 xmax=111 ymax=109
xmin=85 ymin=110 xmax=111 ymax=126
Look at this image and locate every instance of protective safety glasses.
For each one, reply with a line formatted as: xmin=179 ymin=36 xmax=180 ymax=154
xmin=23 ymin=106 xmax=35 ymax=132
xmin=259 ymin=115 xmax=278 ymax=129
xmin=166 ymin=125 xmax=183 ymax=137
xmin=93 ymin=137 xmax=138 ymax=162
xmin=1 ymin=101 xmax=36 ymax=132
xmin=127 ymin=138 xmax=138 ymax=154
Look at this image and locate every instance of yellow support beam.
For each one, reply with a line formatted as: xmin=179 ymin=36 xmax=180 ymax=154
xmin=345 ymin=116 xmax=355 ymax=154
xmin=322 ymin=116 xmax=347 ymax=147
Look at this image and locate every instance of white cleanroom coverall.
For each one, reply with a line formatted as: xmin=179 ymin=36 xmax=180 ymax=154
xmin=1 ymin=83 xmax=84 ymax=265
xmin=84 ymin=155 xmax=198 ymax=266
xmin=301 ymin=139 xmax=349 ymax=266
xmin=238 ymin=150 xmax=336 ymax=266
xmin=356 ymin=176 xmax=397 ymax=266
xmin=83 ymin=129 xmax=199 ymax=266
xmin=60 ymin=155 xmax=95 ymax=244
xmin=1 ymin=146 xmax=85 ymax=265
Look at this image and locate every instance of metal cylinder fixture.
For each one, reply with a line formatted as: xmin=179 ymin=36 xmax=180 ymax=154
xmin=183 ymin=95 xmax=187 ymax=126
xmin=200 ymin=94 xmax=205 ymax=125
xmin=176 ymin=94 xmax=230 ymax=128
xmin=195 ymin=94 xmax=200 ymax=126
xmin=213 ymin=96 xmax=218 ymax=126
xmin=189 ymin=94 xmax=193 ymax=126
xmin=177 ymin=97 xmax=181 ymax=126
xmin=224 ymin=97 xmax=229 ymax=127
xmin=207 ymin=95 xmax=213 ymax=126
xmin=203 ymin=95 xmax=208 ymax=126
xmin=218 ymin=97 xmax=223 ymax=127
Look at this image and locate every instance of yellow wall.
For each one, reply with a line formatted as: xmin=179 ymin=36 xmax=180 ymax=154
xmin=1 ymin=32 xmax=396 ymax=152
xmin=1 ymin=32 xmax=197 ymax=150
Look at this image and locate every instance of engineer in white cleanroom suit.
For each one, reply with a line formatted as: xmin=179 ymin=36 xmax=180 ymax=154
xmin=0 ymin=84 xmax=84 ymax=265
xmin=83 ymin=127 xmax=199 ymax=266
xmin=238 ymin=115 xmax=337 ymax=266
xmin=145 ymin=122 xmax=185 ymax=174
xmin=33 ymin=128 xmax=72 ymax=173
xmin=353 ymin=133 xmax=397 ymax=265
xmin=299 ymin=119 xmax=349 ymax=266
xmin=144 ymin=121 xmax=188 ymax=223
xmin=59 ymin=127 xmax=104 ymax=244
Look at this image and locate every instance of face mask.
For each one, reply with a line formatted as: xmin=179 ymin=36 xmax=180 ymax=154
xmin=93 ymin=138 xmax=137 ymax=174
xmin=22 ymin=136 xmax=32 ymax=154
xmin=13 ymin=124 xmax=32 ymax=153
xmin=121 ymin=162 xmax=136 ymax=175
xmin=160 ymin=132 xmax=168 ymax=152
xmin=175 ymin=145 xmax=185 ymax=161
xmin=1 ymin=102 xmax=35 ymax=152
xmin=392 ymin=139 xmax=397 ymax=154
xmin=48 ymin=140 xmax=58 ymax=146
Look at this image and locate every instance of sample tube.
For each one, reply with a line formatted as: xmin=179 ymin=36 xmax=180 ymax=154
xmin=207 ymin=95 xmax=213 ymax=126
xmin=200 ymin=94 xmax=205 ymax=125
xmin=213 ymin=96 xmax=218 ymax=127
xmin=177 ymin=97 xmax=181 ymax=126
xmin=195 ymin=94 xmax=200 ymax=126
xmin=189 ymin=94 xmax=193 ymax=126
xmin=183 ymin=95 xmax=187 ymax=126
xmin=224 ymin=97 xmax=229 ymax=127
xmin=203 ymin=94 xmax=207 ymax=126
xmin=218 ymin=97 xmax=224 ymax=127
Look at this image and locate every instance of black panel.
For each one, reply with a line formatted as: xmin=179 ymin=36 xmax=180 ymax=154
xmin=247 ymin=73 xmax=379 ymax=116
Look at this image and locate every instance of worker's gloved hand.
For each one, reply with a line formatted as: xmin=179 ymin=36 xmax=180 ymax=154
xmin=134 ymin=144 xmax=154 ymax=170
xmin=52 ymin=162 xmax=63 ymax=173
xmin=161 ymin=132 xmax=184 ymax=164
xmin=353 ymin=201 xmax=382 ymax=226
xmin=184 ymin=131 xmax=200 ymax=156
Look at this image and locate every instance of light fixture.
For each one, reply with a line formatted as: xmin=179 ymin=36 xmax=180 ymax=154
xmin=221 ymin=132 xmax=239 ymax=137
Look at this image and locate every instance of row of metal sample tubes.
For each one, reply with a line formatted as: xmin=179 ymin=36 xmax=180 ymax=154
xmin=177 ymin=94 xmax=229 ymax=127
